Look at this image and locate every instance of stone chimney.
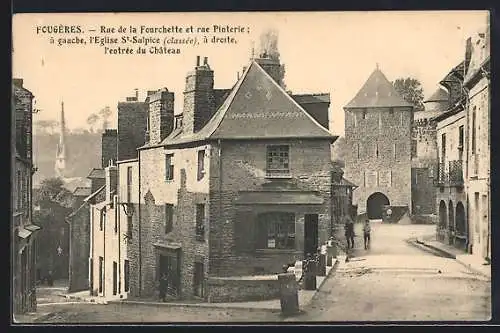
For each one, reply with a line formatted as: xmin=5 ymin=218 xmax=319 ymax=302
xmin=105 ymin=163 xmax=118 ymax=203
xmin=117 ymin=95 xmax=148 ymax=160
xmin=101 ymin=129 xmax=117 ymax=168
xmin=254 ymin=54 xmax=285 ymax=87
xmin=182 ymin=56 xmax=215 ymax=134
xmin=147 ymin=88 xmax=175 ymax=144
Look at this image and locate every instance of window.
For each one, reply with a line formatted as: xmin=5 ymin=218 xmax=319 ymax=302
xmin=16 ymin=170 xmax=21 ymax=210
xmin=356 ymin=143 xmax=360 ymax=159
xmin=471 ymin=110 xmax=476 ymax=155
xmin=375 ymin=143 xmax=379 ymax=158
xmin=124 ymin=260 xmax=130 ymax=292
xmin=353 ymin=112 xmax=357 ymax=127
xmin=458 ymin=126 xmax=464 ymax=149
xmin=112 ymin=261 xmax=117 ymax=295
xmin=400 ymin=112 xmax=404 ymax=126
xmin=393 ymin=143 xmax=397 ymax=159
xmin=100 ymin=210 xmax=106 ymax=231
xmin=165 ymin=154 xmax=174 ymax=181
xmin=126 ymin=166 xmax=133 ymax=203
xmin=127 ymin=215 xmax=133 ymax=239
xmin=257 ymin=212 xmax=295 ymax=250
xmin=266 ymin=145 xmax=290 ymax=177
xmin=98 ymin=256 xmax=104 ymax=293
xmin=389 ymin=107 xmax=394 ymax=115
xmin=441 ymin=133 xmax=446 ymax=163
xmin=165 ymin=204 xmax=173 ymax=234
xmin=196 ymin=204 xmax=205 ymax=240
xmin=197 ymin=150 xmax=205 ymax=181
xmin=362 ymin=109 xmax=367 ymax=119
xmin=114 ymin=210 xmax=118 ymax=233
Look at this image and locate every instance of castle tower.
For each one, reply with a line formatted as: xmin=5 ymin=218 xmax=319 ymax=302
xmin=55 ymin=101 xmax=67 ymax=178
xmin=343 ymin=65 xmax=414 ymax=220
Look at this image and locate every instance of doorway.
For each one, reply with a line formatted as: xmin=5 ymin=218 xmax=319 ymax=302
xmin=304 ymin=214 xmax=319 ymax=257
xmin=159 ymin=251 xmax=180 ymax=298
xmin=193 ymin=262 xmax=204 ymax=298
xmin=367 ymin=192 xmax=390 ymax=220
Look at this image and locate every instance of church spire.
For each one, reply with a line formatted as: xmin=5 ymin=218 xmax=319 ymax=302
xmin=55 ymin=100 xmax=67 ymax=178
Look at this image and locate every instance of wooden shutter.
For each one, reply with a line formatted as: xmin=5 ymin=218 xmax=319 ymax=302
xmin=234 ymin=211 xmax=255 ymax=253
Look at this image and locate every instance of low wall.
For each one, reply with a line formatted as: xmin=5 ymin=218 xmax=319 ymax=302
xmin=410 ymin=214 xmax=437 ymax=225
xmin=206 ymin=275 xmax=281 ymax=303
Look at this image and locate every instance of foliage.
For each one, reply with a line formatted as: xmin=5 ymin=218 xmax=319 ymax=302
xmin=392 ymin=77 xmax=425 ymax=111
xmin=331 ymin=136 xmax=347 ymax=168
xmin=37 ymin=177 xmax=65 ymax=201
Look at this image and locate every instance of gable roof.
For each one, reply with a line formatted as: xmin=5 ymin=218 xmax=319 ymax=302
xmin=161 ymin=61 xmax=334 ymax=147
xmin=345 ymin=68 xmax=413 ymax=109
xmin=425 ymin=87 xmax=449 ymax=103
xmin=83 ymin=185 xmax=106 ymax=204
xmin=87 ymin=168 xmax=105 ymax=179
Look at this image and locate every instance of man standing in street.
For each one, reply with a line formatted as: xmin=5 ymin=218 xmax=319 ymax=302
xmin=344 ymin=215 xmax=355 ymax=249
xmin=363 ymin=219 xmax=371 ymax=250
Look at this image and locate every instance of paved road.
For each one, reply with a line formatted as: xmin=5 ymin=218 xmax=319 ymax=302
xmin=29 ymin=302 xmax=282 ymax=323
xmin=288 ymin=223 xmax=491 ymax=322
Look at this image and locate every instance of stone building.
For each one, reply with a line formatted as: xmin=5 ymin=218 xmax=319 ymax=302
xmin=410 ymin=88 xmax=449 ymax=218
xmin=432 ymin=62 xmax=467 ymax=249
xmin=464 ymin=27 xmax=490 ymax=261
xmin=343 ymin=66 xmax=414 ymax=221
xmin=129 ymin=54 xmax=337 ymax=302
xmin=88 ymin=164 xmax=129 ymax=299
xmin=12 ymin=78 xmax=40 ymax=315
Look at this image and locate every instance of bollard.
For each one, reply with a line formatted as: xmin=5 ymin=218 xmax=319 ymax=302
xmin=318 ymin=253 xmax=326 ymax=276
xmin=278 ymin=273 xmax=300 ymax=316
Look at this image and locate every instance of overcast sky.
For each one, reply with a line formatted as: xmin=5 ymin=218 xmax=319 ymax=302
xmin=13 ymin=11 xmax=488 ymax=136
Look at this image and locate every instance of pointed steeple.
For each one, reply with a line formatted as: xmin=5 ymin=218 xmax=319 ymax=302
xmin=55 ymin=100 xmax=67 ymax=178
xmin=344 ymin=66 xmax=413 ymax=109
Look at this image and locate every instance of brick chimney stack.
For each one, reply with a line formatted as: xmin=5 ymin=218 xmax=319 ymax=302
xmin=105 ymin=162 xmax=118 ymax=203
xmin=183 ymin=56 xmax=216 ymax=134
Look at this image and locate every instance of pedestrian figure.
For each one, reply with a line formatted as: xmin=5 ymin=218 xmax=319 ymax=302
xmin=47 ymin=270 xmax=54 ymax=287
xmin=159 ymin=273 xmax=168 ymax=302
xmin=344 ymin=215 xmax=355 ymax=249
xmin=363 ymin=219 xmax=371 ymax=250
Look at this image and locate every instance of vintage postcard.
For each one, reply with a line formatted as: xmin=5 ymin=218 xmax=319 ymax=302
xmin=11 ymin=11 xmax=491 ymax=324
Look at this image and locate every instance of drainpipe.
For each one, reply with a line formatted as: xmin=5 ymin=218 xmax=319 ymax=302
xmin=116 ymin=195 xmax=121 ymax=295
xmin=218 ymin=140 xmax=223 ymax=257
xmin=138 ymin=152 xmax=142 ymax=296
xmin=103 ymin=207 xmax=106 ymax=296
xmin=462 ymin=84 xmax=471 ymax=251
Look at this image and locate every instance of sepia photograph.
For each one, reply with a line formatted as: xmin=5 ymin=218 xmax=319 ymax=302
xmin=11 ymin=10 xmax=491 ymax=324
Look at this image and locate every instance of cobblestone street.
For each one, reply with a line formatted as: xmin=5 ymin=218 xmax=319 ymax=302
xmin=287 ymin=223 xmax=491 ymax=322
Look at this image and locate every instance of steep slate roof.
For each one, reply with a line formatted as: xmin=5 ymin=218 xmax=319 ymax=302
xmin=162 ymin=61 xmax=334 ymax=146
xmin=425 ymin=87 xmax=449 ymax=103
xmin=344 ymin=68 xmax=413 ymax=109
xmin=292 ymin=93 xmax=330 ymax=104
xmin=87 ymin=168 xmax=105 ymax=179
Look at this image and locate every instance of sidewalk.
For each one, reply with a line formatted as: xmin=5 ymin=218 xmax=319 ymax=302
xmin=65 ymin=258 xmax=341 ymax=312
xmin=410 ymin=236 xmax=491 ymax=280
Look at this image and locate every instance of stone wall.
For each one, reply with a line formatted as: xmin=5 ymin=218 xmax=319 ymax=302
xmin=68 ymin=203 xmax=90 ymax=292
xmin=206 ymin=276 xmax=280 ymax=303
xmin=344 ymin=107 xmax=413 ymax=213
xmin=117 ymin=101 xmax=148 ymax=161
xmin=208 ymin=139 xmax=332 ymax=277
xmin=147 ymin=89 xmax=174 ymax=145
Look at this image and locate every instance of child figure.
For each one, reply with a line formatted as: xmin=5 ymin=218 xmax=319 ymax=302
xmin=363 ymin=219 xmax=371 ymax=250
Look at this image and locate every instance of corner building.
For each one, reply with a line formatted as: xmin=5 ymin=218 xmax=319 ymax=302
xmin=132 ymin=56 xmax=337 ymax=302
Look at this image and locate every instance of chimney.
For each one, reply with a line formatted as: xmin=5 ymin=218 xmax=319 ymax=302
xmin=203 ymin=57 xmax=208 ymax=66
xmin=183 ymin=56 xmax=215 ymax=134
xmin=464 ymin=37 xmax=473 ymax=77
xmin=147 ymin=88 xmax=175 ymax=144
xmin=135 ymin=88 xmax=139 ymax=100
xmin=13 ymin=78 xmax=23 ymax=87
xmin=196 ymin=56 xmax=200 ymax=67
xmin=101 ymin=129 xmax=117 ymax=168
xmin=105 ymin=163 xmax=118 ymax=203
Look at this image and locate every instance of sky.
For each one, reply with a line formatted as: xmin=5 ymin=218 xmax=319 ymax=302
xmin=12 ymin=11 xmax=489 ymax=136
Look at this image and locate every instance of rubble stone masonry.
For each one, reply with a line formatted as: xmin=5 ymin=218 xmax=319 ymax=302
xmin=344 ymin=107 xmax=413 ymax=214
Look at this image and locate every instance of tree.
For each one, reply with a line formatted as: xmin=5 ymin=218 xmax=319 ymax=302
xmin=98 ymin=106 xmax=112 ymax=131
xmin=331 ymin=136 xmax=347 ymax=168
xmin=34 ymin=119 xmax=59 ymax=135
xmin=86 ymin=113 xmax=99 ymax=132
xmin=392 ymin=77 xmax=425 ymax=111
xmin=36 ymin=177 xmax=66 ymax=202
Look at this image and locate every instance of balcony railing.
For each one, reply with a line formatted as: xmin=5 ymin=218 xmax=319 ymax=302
xmin=434 ymin=161 xmax=464 ymax=187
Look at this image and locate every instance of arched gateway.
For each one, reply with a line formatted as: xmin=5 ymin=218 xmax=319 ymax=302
xmin=366 ymin=192 xmax=390 ymax=220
